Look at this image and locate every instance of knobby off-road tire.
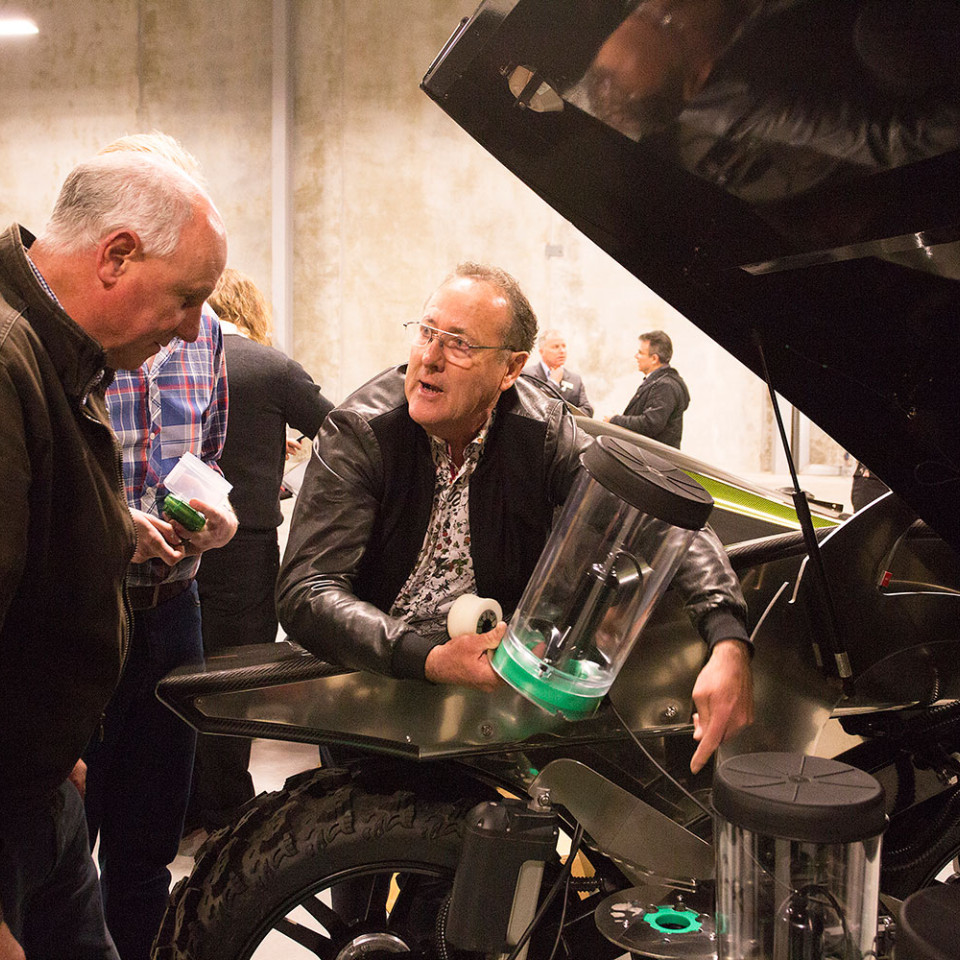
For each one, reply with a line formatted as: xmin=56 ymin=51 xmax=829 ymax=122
xmin=154 ymin=765 xmax=489 ymax=960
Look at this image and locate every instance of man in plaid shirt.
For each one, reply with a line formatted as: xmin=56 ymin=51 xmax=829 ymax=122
xmin=85 ymin=306 xmax=237 ymax=960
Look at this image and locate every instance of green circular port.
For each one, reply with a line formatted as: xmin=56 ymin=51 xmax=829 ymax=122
xmin=642 ymin=907 xmax=703 ymax=935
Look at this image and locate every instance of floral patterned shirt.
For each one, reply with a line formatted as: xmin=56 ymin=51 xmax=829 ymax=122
xmin=390 ymin=414 xmax=494 ymax=641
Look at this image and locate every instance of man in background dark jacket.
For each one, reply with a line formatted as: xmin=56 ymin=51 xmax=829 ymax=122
xmin=608 ymin=329 xmax=690 ymax=448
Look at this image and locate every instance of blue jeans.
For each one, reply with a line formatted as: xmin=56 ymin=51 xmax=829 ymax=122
xmin=0 ymin=781 xmax=118 ymax=959
xmin=84 ymin=582 xmax=202 ymax=960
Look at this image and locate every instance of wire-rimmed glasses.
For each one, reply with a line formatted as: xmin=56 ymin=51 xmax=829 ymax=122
xmin=403 ymin=321 xmax=513 ymax=366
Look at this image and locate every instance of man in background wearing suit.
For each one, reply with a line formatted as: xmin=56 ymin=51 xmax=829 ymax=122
xmin=522 ymin=328 xmax=593 ymax=415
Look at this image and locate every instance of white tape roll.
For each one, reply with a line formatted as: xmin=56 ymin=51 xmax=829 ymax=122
xmin=446 ymin=593 xmax=503 ymax=638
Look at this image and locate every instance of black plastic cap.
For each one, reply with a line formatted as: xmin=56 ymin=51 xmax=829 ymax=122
xmin=581 ymin=436 xmax=713 ymax=530
xmin=897 ymin=885 xmax=960 ymax=960
xmin=713 ymin=752 xmax=886 ymax=844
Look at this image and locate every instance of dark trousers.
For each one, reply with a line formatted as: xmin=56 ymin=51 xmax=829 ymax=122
xmin=189 ymin=529 xmax=280 ymax=827
xmin=84 ymin=583 xmax=202 ymax=960
xmin=0 ymin=781 xmax=118 ymax=960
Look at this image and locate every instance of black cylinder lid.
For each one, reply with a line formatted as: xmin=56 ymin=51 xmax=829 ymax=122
xmin=713 ymin=752 xmax=886 ymax=843
xmin=897 ymin=885 xmax=960 ymax=960
xmin=581 ymin=436 xmax=713 ymax=530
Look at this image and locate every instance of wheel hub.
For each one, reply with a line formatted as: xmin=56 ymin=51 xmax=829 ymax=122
xmin=335 ymin=931 xmax=411 ymax=959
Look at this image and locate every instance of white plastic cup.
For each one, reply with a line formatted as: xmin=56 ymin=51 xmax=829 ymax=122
xmin=164 ymin=452 xmax=232 ymax=507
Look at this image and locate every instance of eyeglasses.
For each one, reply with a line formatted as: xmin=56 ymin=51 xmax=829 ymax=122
xmin=403 ymin=321 xmax=513 ymax=366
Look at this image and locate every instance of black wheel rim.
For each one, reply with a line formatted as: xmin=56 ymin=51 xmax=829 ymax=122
xmin=237 ymin=861 xmax=471 ymax=960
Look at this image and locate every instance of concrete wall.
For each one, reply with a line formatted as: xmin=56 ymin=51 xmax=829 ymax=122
xmin=1 ymin=0 xmax=839 ymax=477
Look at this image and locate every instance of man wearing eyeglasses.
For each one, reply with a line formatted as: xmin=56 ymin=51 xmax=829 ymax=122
xmin=277 ymin=262 xmax=752 ymax=772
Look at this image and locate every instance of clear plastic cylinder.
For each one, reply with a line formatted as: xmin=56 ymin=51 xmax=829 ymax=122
xmin=715 ymin=820 xmax=882 ymax=959
xmin=492 ymin=438 xmax=712 ymax=719
xmin=713 ymin=753 xmax=886 ymax=960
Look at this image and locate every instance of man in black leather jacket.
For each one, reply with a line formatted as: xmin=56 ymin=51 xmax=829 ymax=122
xmin=277 ymin=262 xmax=752 ymax=773
xmin=607 ymin=330 xmax=690 ymax=448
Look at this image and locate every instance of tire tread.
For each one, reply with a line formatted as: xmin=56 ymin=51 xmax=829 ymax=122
xmin=155 ymin=766 xmax=477 ymax=960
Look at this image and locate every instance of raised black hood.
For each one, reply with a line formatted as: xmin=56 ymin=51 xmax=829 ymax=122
xmin=422 ymin=0 xmax=960 ymax=549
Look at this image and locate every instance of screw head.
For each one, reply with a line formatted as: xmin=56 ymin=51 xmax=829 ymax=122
xmin=660 ymin=704 xmax=680 ymax=722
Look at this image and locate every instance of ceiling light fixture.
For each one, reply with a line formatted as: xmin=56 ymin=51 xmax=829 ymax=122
xmin=0 ymin=15 xmax=39 ymax=37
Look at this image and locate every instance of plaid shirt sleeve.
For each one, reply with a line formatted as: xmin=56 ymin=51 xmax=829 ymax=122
xmin=198 ymin=310 xmax=229 ymax=476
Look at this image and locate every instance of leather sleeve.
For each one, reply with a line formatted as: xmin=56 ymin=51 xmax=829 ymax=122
xmin=544 ymin=397 xmax=594 ymax=505
xmin=671 ymin=523 xmax=751 ymax=650
xmin=276 ymin=405 xmax=430 ymax=679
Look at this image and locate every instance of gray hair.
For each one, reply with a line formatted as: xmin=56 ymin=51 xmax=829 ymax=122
xmin=538 ymin=328 xmax=564 ymax=347
xmin=445 ymin=261 xmax=538 ymax=353
xmin=39 ymin=152 xmax=208 ymax=257
xmin=98 ymin=131 xmax=205 ymax=182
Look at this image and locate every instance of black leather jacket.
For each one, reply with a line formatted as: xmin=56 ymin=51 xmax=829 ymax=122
xmin=277 ymin=366 xmax=748 ymax=681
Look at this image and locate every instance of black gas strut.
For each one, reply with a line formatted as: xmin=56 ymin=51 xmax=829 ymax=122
xmin=754 ymin=330 xmax=854 ymax=689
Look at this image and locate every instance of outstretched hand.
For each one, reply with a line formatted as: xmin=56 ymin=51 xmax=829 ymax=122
xmin=689 ymin=638 xmax=754 ymax=773
xmin=424 ymin=621 xmax=506 ymax=692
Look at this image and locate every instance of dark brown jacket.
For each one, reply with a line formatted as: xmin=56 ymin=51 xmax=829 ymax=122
xmin=0 ymin=224 xmax=135 ymax=806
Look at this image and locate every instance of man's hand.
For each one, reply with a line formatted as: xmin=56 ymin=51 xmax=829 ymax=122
xmin=0 ymin=922 xmax=25 ymax=960
xmin=130 ymin=508 xmax=188 ymax=565
xmin=689 ymin=638 xmax=754 ymax=774
xmin=285 ymin=436 xmax=309 ymax=459
xmin=164 ymin=499 xmax=238 ymax=556
xmin=424 ymin=622 xmax=506 ymax=691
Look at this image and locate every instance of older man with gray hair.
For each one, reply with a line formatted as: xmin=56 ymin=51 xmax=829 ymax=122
xmin=522 ymin=327 xmax=594 ymax=415
xmin=0 ymin=151 xmax=226 ymax=960
xmin=76 ymin=132 xmax=237 ymax=960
